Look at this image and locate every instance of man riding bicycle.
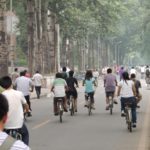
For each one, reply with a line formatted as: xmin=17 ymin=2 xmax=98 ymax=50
xmin=51 ymin=73 xmax=68 ymax=116
xmin=66 ymin=70 xmax=79 ymax=112
xmin=104 ymin=68 xmax=118 ymax=110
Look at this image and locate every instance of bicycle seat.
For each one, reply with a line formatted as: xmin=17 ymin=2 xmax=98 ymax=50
xmin=124 ymin=102 xmax=132 ymax=107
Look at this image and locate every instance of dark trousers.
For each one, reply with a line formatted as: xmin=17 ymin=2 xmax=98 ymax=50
xmin=35 ymin=86 xmax=41 ymax=98
xmin=24 ymin=95 xmax=31 ymax=111
xmin=85 ymin=92 xmax=94 ymax=103
xmin=120 ymin=97 xmax=137 ymax=123
xmin=4 ymin=123 xmax=29 ymax=145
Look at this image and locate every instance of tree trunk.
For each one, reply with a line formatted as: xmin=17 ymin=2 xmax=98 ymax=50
xmin=47 ymin=11 xmax=56 ymax=74
xmin=27 ymin=0 xmax=37 ymax=75
xmin=0 ymin=0 xmax=8 ymax=77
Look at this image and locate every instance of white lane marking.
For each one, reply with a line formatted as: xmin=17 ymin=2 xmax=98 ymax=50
xmin=137 ymin=96 xmax=150 ymax=150
xmin=32 ymin=119 xmax=51 ymax=130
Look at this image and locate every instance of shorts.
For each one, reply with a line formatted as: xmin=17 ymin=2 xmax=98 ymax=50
xmin=66 ymin=90 xmax=78 ymax=99
xmin=106 ymin=91 xmax=115 ymax=98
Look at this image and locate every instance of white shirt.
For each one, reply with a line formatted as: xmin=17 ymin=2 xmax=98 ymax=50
xmin=130 ymin=68 xmax=136 ymax=75
xmin=2 ymin=89 xmax=27 ymax=129
xmin=32 ymin=73 xmax=43 ymax=86
xmin=52 ymin=78 xmax=67 ymax=97
xmin=93 ymin=71 xmax=99 ymax=78
xmin=118 ymin=80 xmax=134 ymax=97
xmin=141 ymin=67 xmax=145 ymax=73
xmin=15 ymin=76 xmax=33 ymax=96
xmin=0 ymin=131 xmax=30 ymax=150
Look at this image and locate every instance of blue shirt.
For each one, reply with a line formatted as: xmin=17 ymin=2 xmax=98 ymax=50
xmin=84 ymin=78 xmax=95 ymax=93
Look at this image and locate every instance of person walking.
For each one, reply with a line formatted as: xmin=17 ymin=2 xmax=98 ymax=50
xmin=15 ymin=71 xmax=34 ymax=116
xmin=32 ymin=71 xmax=43 ymax=99
xmin=0 ymin=76 xmax=30 ymax=145
xmin=11 ymin=68 xmax=19 ymax=89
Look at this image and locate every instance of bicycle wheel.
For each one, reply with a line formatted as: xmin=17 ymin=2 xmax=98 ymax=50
xmin=126 ymin=109 xmax=132 ymax=132
xmin=88 ymin=100 xmax=92 ymax=116
xmin=71 ymin=100 xmax=75 ymax=116
xmin=110 ymin=98 xmax=113 ymax=115
xmin=59 ymin=103 xmax=63 ymax=123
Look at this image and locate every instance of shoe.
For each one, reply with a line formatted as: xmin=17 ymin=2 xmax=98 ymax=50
xmin=114 ymin=101 xmax=118 ymax=104
xmin=121 ymin=111 xmax=126 ymax=117
xmin=75 ymin=109 xmax=77 ymax=112
xmin=27 ymin=112 xmax=32 ymax=117
xmin=91 ymin=104 xmax=95 ymax=110
xmin=136 ymin=105 xmax=140 ymax=108
xmin=64 ymin=108 xmax=68 ymax=112
xmin=132 ymin=123 xmax=136 ymax=128
xmin=106 ymin=106 xmax=109 ymax=110
xmin=54 ymin=113 xmax=59 ymax=116
xmin=67 ymin=101 xmax=70 ymax=105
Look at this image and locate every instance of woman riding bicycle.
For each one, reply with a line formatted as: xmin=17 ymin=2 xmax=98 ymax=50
xmin=83 ymin=70 xmax=96 ymax=109
xmin=66 ymin=70 xmax=79 ymax=112
xmin=117 ymin=71 xmax=137 ymax=128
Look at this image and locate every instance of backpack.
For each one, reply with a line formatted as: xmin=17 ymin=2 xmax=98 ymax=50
xmin=0 ymin=135 xmax=16 ymax=150
xmin=146 ymin=69 xmax=150 ymax=77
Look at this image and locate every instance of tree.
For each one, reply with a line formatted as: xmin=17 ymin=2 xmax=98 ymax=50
xmin=0 ymin=0 xmax=8 ymax=77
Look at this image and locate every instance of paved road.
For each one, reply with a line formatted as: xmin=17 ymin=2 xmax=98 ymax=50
xmin=26 ymin=78 xmax=150 ymax=150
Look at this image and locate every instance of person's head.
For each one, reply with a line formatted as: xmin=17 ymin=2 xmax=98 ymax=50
xmin=132 ymin=66 xmax=134 ymax=69
xmin=62 ymin=67 xmax=67 ymax=72
xmin=0 ymin=94 xmax=9 ymax=126
xmin=36 ymin=71 xmax=39 ymax=74
xmin=14 ymin=68 xmax=18 ymax=72
xmin=107 ymin=68 xmax=112 ymax=74
xmin=55 ymin=72 xmax=62 ymax=78
xmin=121 ymin=67 xmax=124 ymax=70
xmin=0 ymin=76 xmax=12 ymax=89
xmin=122 ymin=71 xmax=130 ymax=80
xmin=85 ymin=70 xmax=93 ymax=80
xmin=69 ymin=70 xmax=74 ymax=77
xmin=146 ymin=65 xmax=149 ymax=68
xmin=130 ymin=73 xmax=136 ymax=79
xmin=20 ymin=71 xmax=25 ymax=76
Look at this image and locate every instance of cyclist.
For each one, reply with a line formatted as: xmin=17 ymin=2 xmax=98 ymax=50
xmin=83 ymin=70 xmax=96 ymax=109
xmin=104 ymin=68 xmax=118 ymax=110
xmin=145 ymin=65 xmax=150 ymax=86
xmin=93 ymin=69 xmax=99 ymax=86
xmin=51 ymin=73 xmax=68 ymax=115
xmin=0 ymin=94 xmax=30 ymax=149
xmin=66 ymin=70 xmax=79 ymax=112
xmin=130 ymin=73 xmax=142 ymax=108
xmin=117 ymin=71 xmax=137 ymax=128
xmin=15 ymin=71 xmax=34 ymax=117
xmin=61 ymin=67 xmax=68 ymax=80
xmin=0 ymin=76 xmax=30 ymax=145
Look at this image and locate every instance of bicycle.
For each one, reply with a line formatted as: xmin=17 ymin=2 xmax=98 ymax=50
xmin=69 ymin=95 xmax=75 ymax=116
xmin=56 ymin=98 xmax=64 ymax=123
xmin=124 ymin=102 xmax=132 ymax=132
xmin=85 ymin=93 xmax=94 ymax=116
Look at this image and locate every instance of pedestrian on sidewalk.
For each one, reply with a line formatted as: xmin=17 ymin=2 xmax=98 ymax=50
xmin=0 ymin=76 xmax=30 ymax=146
xmin=32 ymin=71 xmax=43 ymax=99
xmin=15 ymin=71 xmax=34 ymax=116
xmin=11 ymin=68 xmax=19 ymax=89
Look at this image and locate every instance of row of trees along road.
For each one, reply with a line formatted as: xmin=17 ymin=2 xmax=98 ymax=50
xmin=0 ymin=0 xmax=150 ymax=76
